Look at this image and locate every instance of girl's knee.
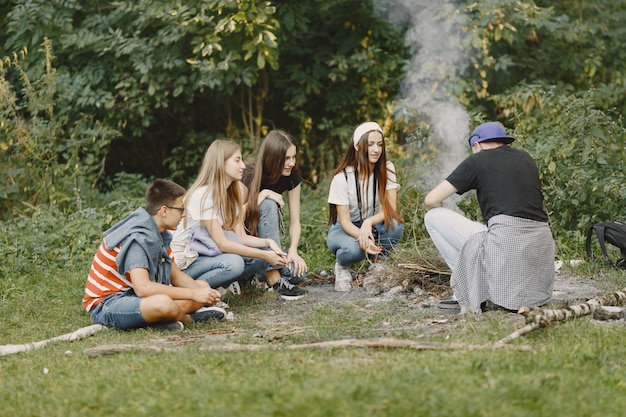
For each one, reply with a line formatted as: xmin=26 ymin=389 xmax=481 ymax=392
xmin=336 ymin=246 xmax=364 ymax=266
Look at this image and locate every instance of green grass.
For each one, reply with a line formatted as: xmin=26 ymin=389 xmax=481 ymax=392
xmin=2 ymin=265 xmax=626 ymax=416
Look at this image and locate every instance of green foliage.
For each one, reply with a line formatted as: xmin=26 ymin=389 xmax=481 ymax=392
xmin=0 ymin=0 xmax=410 ymax=183
xmin=0 ymin=39 xmax=119 ymax=216
xmin=460 ymin=0 xmax=626 ymax=118
xmin=0 ymin=197 xmax=141 ymax=280
xmin=496 ymin=87 xmax=626 ymax=240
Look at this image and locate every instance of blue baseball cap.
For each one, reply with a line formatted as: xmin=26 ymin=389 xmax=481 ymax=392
xmin=468 ymin=122 xmax=515 ymax=147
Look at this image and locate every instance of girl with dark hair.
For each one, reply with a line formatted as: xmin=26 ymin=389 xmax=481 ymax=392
xmin=327 ymin=122 xmax=404 ymax=291
xmin=242 ymin=130 xmax=308 ymax=299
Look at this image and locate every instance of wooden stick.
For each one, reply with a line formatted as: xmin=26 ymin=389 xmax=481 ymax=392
xmin=496 ymin=287 xmax=626 ymax=345
xmin=84 ymin=337 xmax=532 ymax=357
xmin=0 ymin=324 xmax=107 ymax=356
xmin=396 ymin=262 xmax=452 ymax=276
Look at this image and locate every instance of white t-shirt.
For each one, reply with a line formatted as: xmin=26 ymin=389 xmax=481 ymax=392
xmin=327 ymin=161 xmax=400 ymax=223
xmin=170 ymin=185 xmax=223 ymax=268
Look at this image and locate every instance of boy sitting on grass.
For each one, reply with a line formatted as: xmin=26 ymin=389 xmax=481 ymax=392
xmin=82 ymin=179 xmax=224 ymax=331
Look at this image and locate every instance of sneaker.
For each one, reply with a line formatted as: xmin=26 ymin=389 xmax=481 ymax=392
xmin=189 ymin=306 xmax=226 ymax=323
xmin=217 ymin=281 xmax=241 ymax=298
xmin=148 ymin=321 xmax=184 ymax=332
xmin=334 ymin=262 xmax=352 ymax=292
xmin=481 ymin=300 xmax=517 ymax=313
xmin=272 ymin=277 xmax=308 ymax=300
xmin=437 ymin=295 xmax=460 ymax=310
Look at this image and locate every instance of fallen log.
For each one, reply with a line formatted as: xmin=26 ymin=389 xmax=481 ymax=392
xmin=84 ymin=337 xmax=532 ymax=357
xmin=495 ymin=287 xmax=626 ymax=345
xmin=0 ymin=324 xmax=107 ymax=356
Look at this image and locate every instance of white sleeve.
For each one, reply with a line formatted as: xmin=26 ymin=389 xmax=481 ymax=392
xmin=188 ymin=186 xmax=221 ymax=223
xmin=385 ymin=161 xmax=400 ymax=190
xmin=328 ymin=173 xmax=349 ymax=206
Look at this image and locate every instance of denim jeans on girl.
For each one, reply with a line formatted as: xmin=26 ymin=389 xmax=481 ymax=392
xmin=327 ymin=219 xmax=404 ymax=267
xmin=256 ymin=199 xmax=305 ymax=283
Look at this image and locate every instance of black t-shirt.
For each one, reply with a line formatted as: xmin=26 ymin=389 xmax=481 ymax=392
xmin=242 ymin=165 xmax=302 ymax=194
xmin=446 ymin=146 xmax=548 ymax=222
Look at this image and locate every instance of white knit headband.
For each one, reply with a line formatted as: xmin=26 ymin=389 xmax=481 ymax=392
xmin=353 ymin=122 xmax=383 ymax=149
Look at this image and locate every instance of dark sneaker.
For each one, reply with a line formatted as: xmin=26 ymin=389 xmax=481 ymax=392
xmin=437 ymin=296 xmax=460 ymax=310
xmin=189 ymin=306 xmax=226 ymax=323
xmin=273 ymin=277 xmax=308 ymax=300
xmin=481 ymin=300 xmax=517 ymax=313
xmin=148 ymin=321 xmax=184 ymax=332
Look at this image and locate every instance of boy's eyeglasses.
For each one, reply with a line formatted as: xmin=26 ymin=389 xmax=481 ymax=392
xmin=166 ymin=206 xmax=185 ymax=215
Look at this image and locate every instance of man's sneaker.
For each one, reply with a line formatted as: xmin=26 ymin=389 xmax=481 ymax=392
xmin=189 ymin=306 xmax=226 ymax=323
xmin=217 ymin=281 xmax=241 ymax=298
xmin=437 ymin=295 xmax=460 ymax=310
xmin=334 ymin=262 xmax=352 ymax=292
xmin=148 ymin=321 xmax=184 ymax=332
xmin=272 ymin=277 xmax=308 ymax=300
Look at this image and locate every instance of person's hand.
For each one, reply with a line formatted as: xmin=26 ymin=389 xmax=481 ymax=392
xmin=357 ymin=221 xmax=374 ymax=251
xmin=264 ymin=250 xmax=289 ymax=267
xmin=364 ymin=240 xmax=383 ymax=256
xmin=191 ymin=287 xmax=221 ymax=306
xmin=287 ymin=249 xmax=307 ymax=278
xmin=266 ymin=238 xmax=283 ymax=254
xmin=260 ymin=190 xmax=284 ymax=210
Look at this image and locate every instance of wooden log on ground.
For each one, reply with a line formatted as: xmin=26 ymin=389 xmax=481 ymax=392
xmin=495 ymin=287 xmax=626 ymax=345
xmin=0 ymin=324 xmax=107 ymax=356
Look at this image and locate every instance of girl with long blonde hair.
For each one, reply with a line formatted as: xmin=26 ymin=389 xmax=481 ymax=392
xmin=170 ymin=140 xmax=290 ymax=296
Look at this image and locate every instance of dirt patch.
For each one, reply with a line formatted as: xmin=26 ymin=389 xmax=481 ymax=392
xmin=218 ymin=262 xmax=609 ymax=341
xmin=299 ymin=262 xmax=604 ymax=307
xmin=82 ymin=263 xmax=613 ymax=356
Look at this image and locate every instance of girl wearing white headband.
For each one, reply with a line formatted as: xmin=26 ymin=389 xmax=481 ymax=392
xmin=327 ymin=122 xmax=404 ymax=291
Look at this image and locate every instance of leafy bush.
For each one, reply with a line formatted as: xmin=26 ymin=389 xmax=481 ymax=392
xmin=507 ymin=88 xmax=626 ymax=231
xmin=0 ymin=192 xmax=142 ymax=279
xmin=0 ymin=39 xmax=119 ymax=217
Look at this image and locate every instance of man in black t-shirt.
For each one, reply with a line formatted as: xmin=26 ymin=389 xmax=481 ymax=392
xmin=423 ymin=122 xmax=555 ymax=314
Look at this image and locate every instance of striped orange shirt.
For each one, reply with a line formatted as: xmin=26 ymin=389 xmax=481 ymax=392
xmin=82 ymin=241 xmax=132 ymax=311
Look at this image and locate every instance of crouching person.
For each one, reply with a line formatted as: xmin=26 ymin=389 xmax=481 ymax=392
xmin=424 ymin=122 xmax=555 ymax=314
xmin=82 ymin=179 xmax=225 ymax=331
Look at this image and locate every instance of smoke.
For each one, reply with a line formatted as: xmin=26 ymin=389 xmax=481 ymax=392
xmin=380 ymin=1 xmax=470 ymax=187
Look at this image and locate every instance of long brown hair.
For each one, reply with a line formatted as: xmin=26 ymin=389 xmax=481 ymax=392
xmin=184 ymin=140 xmax=244 ymax=230
xmin=329 ymin=129 xmax=402 ymax=230
xmin=245 ymin=130 xmax=297 ymax=235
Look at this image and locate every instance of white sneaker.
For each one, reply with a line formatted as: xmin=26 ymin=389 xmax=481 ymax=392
xmin=334 ymin=262 xmax=353 ymax=292
xmin=217 ymin=281 xmax=241 ymax=298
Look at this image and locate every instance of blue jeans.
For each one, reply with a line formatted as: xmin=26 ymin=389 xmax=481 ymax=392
xmin=89 ymin=289 xmax=148 ymax=330
xmin=182 ymin=253 xmax=246 ymax=288
xmin=256 ymin=199 xmax=305 ymax=284
xmin=183 ymin=251 xmax=285 ymax=287
xmin=327 ymin=219 xmax=405 ymax=267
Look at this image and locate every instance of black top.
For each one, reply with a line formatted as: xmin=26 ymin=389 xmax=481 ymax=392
xmin=242 ymin=165 xmax=302 ymax=194
xmin=446 ymin=146 xmax=548 ymax=222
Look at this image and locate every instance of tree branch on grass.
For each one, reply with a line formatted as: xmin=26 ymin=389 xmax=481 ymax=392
xmin=0 ymin=324 xmax=107 ymax=356
xmin=496 ymin=287 xmax=626 ymax=346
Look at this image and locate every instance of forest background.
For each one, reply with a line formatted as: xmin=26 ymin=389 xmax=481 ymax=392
xmin=1 ymin=0 xmax=625 ymax=281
